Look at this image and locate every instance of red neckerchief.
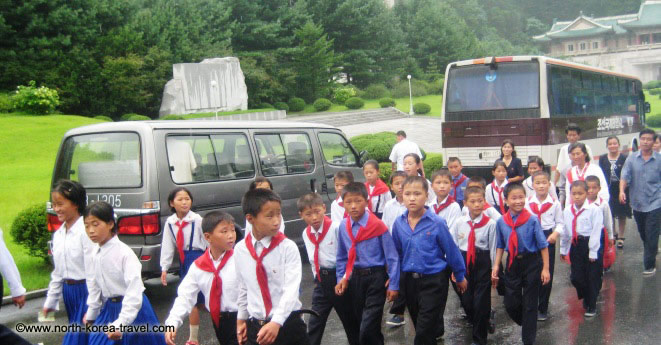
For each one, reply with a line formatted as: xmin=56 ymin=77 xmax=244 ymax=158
xmin=344 ymin=213 xmax=388 ymax=279
xmin=571 ymin=205 xmax=586 ymax=245
xmin=483 ymin=202 xmax=491 ymax=210
xmin=503 ymin=209 xmax=531 ymax=269
xmin=491 ymin=181 xmax=506 ymax=214
xmin=466 ymin=215 xmax=491 ymax=274
xmin=175 ymin=220 xmax=189 ymax=263
xmin=194 ymin=249 xmax=233 ymax=327
xmin=306 ymin=216 xmax=332 ymax=281
xmin=452 ymin=174 xmax=467 ymax=198
xmin=366 ymin=180 xmax=390 ymax=212
xmin=245 ymin=232 xmax=287 ymax=317
xmin=567 ymin=162 xmax=590 ymax=184
xmin=433 ymin=195 xmax=455 ymax=214
xmin=529 ymin=196 xmax=554 ymax=222
xmin=336 ymin=195 xmax=348 ymax=219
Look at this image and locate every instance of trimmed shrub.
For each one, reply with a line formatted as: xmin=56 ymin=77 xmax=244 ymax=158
xmin=647 ymin=113 xmax=661 ymax=127
xmin=313 ymin=98 xmax=332 ymax=112
xmin=413 ymin=103 xmax=431 ymax=115
xmin=333 ymin=86 xmax=357 ymax=104
xmin=363 ymin=84 xmax=391 ymax=99
xmin=379 ymin=98 xmax=396 ymax=108
xmin=392 ymin=79 xmax=430 ymax=98
xmin=93 ymin=115 xmax=113 ymax=122
xmin=12 ymin=80 xmax=60 ymax=115
xmin=649 ymin=88 xmax=661 ymax=96
xmin=288 ymin=97 xmax=306 ymax=112
xmin=10 ymin=203 xmax=49 ymax=261
xmin=350 ymin=132 xmax=397 ymax=163
xmin=345 ymin=97 xmax=365 ymax=109
xmin=162 ymin=114 xmax=185 ymax=120
xmin=643 ymin=80 xmax=661 ymax=90
xmin=274 ymin=102 xmax=289 ymax=111
xmin=128 ymin=114 xmax=151 ymax=121
xmin=0 ymin=92 xmax=13 ymax=112
xmin=260 ymin=102 xmax=274 ymax=109
xmin=423 ymin=153 xmax=444 ymax=178
xmin=120 ymin=113 xmax=140 ymax=121
xmin=378 ymin=162 xmax=392 ymax=185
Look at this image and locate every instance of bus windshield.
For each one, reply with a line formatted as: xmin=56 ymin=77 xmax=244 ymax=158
xmin=445 ymin=61 xmax=540 ymax=113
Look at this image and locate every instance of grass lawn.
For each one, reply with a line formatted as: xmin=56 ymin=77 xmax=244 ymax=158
xmin=181 ymin=108 xmax=274 ymax=119
xmin=288 ymin=95 xmax=444 ymax=117
xmin=0 ymin=113 xmax=102 ymax=296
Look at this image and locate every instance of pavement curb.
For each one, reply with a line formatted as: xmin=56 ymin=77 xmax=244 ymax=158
xmin=2 ymin=288 xmax=48 ymax=306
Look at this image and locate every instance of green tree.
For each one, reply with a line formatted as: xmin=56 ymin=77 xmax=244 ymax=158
xmin=292 ymin=22 xmax=337 ymax=102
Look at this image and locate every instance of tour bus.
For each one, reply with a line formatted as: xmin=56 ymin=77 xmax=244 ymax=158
xmin=46 ymin=120 xmax=366 ymax=277
xmin=441 ymin=56 xmax=650 ymax=177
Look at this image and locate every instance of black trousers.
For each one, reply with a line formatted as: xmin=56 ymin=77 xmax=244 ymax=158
xmin=503 ymin=252 xmax=541 ymax=345
xmin=308 ymin=269 xmax=359 ymax=345
xmin=569 ymin=236 xmax=603 ymax=310
xmin=0 ymin=276 xmax=32 ymax=345
xmin=538 ymin=229 xmax=556 ymax=314
xmin=213 ymin=311 xmax=238 ymax=345
xmin=461 ymin=250 xmax=492 ymax=345
xmin=633 ymin=207 xmax=661 ymax=270
xmin=403 ymin=271 xmax=447 ymax=345
xmin=388 ymin=275 xmax=406 ymax=315
xmin=348 ymin=266 xmax=387 ymax=345
xmin=246 ymin=312 xmax=309 ymax=345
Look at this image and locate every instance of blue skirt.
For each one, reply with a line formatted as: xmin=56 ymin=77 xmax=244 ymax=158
xmin=62 ymin=282 xmax=89 ymax=345
xmin=88 ymin=294 xmax=166 ymax=345
xmin=181 ymin=249 xmax=205 ymax=306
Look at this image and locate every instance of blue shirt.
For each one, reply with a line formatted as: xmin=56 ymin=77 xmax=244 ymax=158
xmin=621 ymin=151 xmax=661 ymax=212
xmin=450 ymin=173 xmax=468 ymax=201
xmin=336 ymin=211 xmax=400 ymax=290
xmin=392 ymin=208 xmax=466 ymax=282
xmin=496 ymin=212 xmax=548 ymax=254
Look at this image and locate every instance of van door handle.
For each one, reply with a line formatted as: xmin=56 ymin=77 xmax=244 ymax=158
xmin=321 ymin=182 xmax=328 ymax=193
xmin=310 ymin=178 xmax=317 ymax=193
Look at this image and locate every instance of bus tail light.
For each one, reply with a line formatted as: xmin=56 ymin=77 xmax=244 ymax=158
xmin=118 ymin=213 xmax=160 ymax=235
xmin=47 ymin=214 xmax=62 ymax=232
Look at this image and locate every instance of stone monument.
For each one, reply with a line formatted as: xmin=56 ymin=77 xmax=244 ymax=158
xmin=159 ymin=57 xmax=248 ymax=117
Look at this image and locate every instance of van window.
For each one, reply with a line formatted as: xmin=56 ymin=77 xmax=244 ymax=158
xmin=55 ymin=132 xmax=141 ymax=188
xmin=167 ymin=133 xmax=254 ymax=184
xmin=318 ymin=132 xmax=357 ymax=166
xmin=255 ymin=133 xmax=315 ymax=176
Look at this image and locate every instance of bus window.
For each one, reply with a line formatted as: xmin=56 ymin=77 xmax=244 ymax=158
xmin=549 ymin=67 xmax=572 ymax=117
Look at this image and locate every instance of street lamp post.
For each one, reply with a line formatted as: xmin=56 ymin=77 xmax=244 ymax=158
xmin=407 ymin=74 xmax=413 ymax=116
xmin=210 ymin=80 xmax=218 ymax=120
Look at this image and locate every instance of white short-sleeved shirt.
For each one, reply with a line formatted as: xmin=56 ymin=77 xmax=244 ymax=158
xmin=389 ymin=139 xmax=422 ymax=171
xmin=167 ymin=139 xmax=198 ymax=183
xmin=556 ymin=143 xmax=594 ymax=176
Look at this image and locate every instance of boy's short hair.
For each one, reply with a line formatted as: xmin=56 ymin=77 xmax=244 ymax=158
xmin=202 ymin=211 xmax=235 ymax=234
xmin=341 ymin=182 xmax=368 ymax=200
xmin=242 ymin=188 xmax=282 ymax=217
xmin=396 ymin=130 xmax=407 ymax=138
xmin=249 ymin=176 xmax=273 ymax=191
xmin=503 ymin=182 xmax=525 ymax=199
xmin=531 ymin=170 xmax=550 ymax=182
xmin=430 ymin=169 xmax=452 ymax=183
xmin=390 ymin=170 xmax=407 ymax=183
xmin=447 ymin=157 xmax=462 ymax=165
xmin=297 ymin=193 xmax=325 ymax=212
xmin=334 ymin=171 xmax=354 ymax=183
xmin=467 ymin=176 xmax=486 ymax=188
xmin=464 ymin=186 xmax=485 ymax=199
xmin=570 ymin=180 xmax=588 ymax=192
xmin=402 ymin=175 xmax=429 ymax=193
xmin=566 ymin=123 xmax=582 ymax=134
xmin=585 ymin=175 xmax=600 ymax=186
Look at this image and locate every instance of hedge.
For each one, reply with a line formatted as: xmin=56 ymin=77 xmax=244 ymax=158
xmin=274 ymin=102 xmax=289 ymax=111
xmin=120 ymin=113 xmax=141 ymax=121
xmin=423 ymin=153 xmax=444 ymax=178
xmin=10 ymin=203 xmax=49 ymax=261
xmin=647 ymin=113 xmax=661 ymax=127
xmin=378 ymin=162 xmax=392 ymax=184
xmin=288 ymin=97 xmax=306 ymax=112
xmin=363 ymin=84 xmax=391 ymax=99
xmin=162 ymin=114 xmax=185 ymax=120
xmin=345 ymin=97 xmax=365 ymax=109
xmin=260 ymin=102 xmax=274 ymax=109
xmin=128 ymin=114 xmax=151 ymax=121
xmin=313 ymin=98 xmax=332 ymax=111
xmin=93 ymin=115 xmax=113 ymax=122
xmin=649 ymin=88 xmax=661 ymax=96
xmin=379 ymin=98 xmax=396 ymax=108
xmin=413 ymin=103 xmax=431 ymax=114
xmin=643 ymin=80 xmax=661 ymax=90
xmin=392 ymin=79 xmax=430 ymax=98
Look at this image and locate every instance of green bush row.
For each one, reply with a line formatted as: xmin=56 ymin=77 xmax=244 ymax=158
xmin=643 ymin=80 xmax=661 ymax=90
xmin=413 ymin=103 xmax=431 ymax=114
xmin=649 ymin=88 xmax=661 ymax=95
xmin=313 ymin=98 xmax=332 ymax=111
xmin=647 ymin=113 xmax=661 ymax=127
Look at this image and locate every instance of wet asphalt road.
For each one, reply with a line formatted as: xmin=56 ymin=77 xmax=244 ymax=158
xmin=2 ymin=221 xmax=659 ymax=345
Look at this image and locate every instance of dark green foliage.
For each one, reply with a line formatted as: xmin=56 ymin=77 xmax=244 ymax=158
xmin=94 ymin=115 xmax=113 ymax=122
xmin=10 ymin=203 xmax=49 ymax=261
xmin=274 ymin=102 xmax=289 ymax=111
xmin=128 ymin=114 xmax=151 ymax=121
xmin=392 ymin=79 xmax=430 ymax=98
xmin=646 ymin=114 xmax=661 ymax=127
xmin=350 ymin=132 xmax=397 ymax=162
xmin=121 ymin=113 xmax=140 ymax=121
xmin=162 ymin=114 xmax=185 ymax=120
xmin=649 ymin=88 xmax=661 ymax=96
xmin=260 ymin=103 xmax=274 ymax=109
xmin=427 ymin=78 xmax=444 ymax=95
xmin=413 ymin=103 xmax=431 ymax=114
xmin=292 ymin=22 xmax=338 ymax=103
xmin=345 ymin=97 xmax=365 ymax=109
xmin=0 ymin=93 xmax=14 ymax=113
xmin=379 ymin=98 xmax=396 ymax=108
xmin=313 ymin=98 xmax=332 ymax=111
xmin=644 ymin=81 xmax=661 ymax=90
xmin=288 ymin=97 xmax=306 ymax=112
xmin=423 ymin=153 xmax=444 ymax=178
xmin=363 ymin=84 xmax=391 ymax=99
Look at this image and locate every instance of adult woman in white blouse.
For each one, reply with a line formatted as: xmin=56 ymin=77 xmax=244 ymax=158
xmin=564 ymin=143 xmax=609 ymax=208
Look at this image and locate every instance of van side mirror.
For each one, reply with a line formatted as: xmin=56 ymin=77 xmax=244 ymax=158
xmin=644 ymin=102 xmax=651 ymax=114
xmin=359 ymin=150 xmax=368 ymax=166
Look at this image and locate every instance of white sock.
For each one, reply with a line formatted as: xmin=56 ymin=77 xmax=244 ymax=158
xmin=189 ymin=324 xmax=199 ymax=342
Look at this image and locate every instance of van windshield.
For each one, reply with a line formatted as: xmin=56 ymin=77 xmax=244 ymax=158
xmin=55 ymin=132 xmax=141 ymax=188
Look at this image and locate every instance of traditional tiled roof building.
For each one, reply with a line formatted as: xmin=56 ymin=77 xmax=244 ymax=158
xmin=534 ymin=0 xmax=661 ymax=82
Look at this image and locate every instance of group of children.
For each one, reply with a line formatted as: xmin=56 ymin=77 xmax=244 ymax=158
xmin=43 ymin=149 xmax=614 ymax=345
